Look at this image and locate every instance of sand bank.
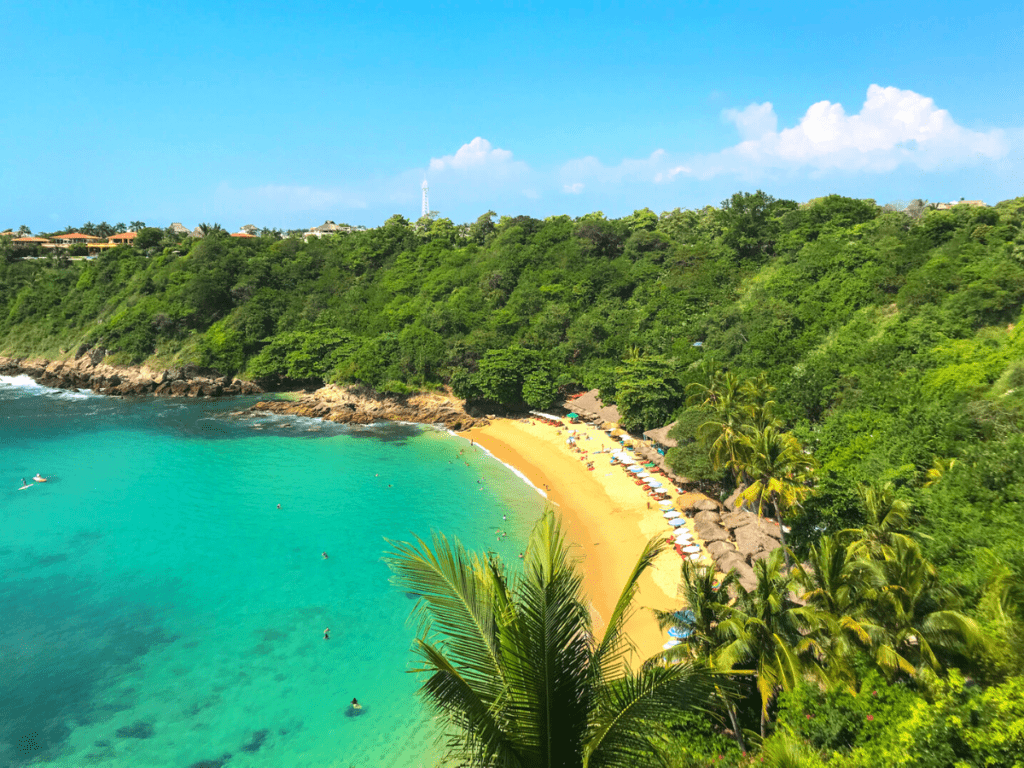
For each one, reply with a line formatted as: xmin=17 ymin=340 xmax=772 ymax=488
xmin=462 ymin=417 xmax=714 ymax=663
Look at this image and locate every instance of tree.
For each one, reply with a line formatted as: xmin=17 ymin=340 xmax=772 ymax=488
xmin=135 ymin=227 xmax=163 ymax=249
xmin=113 ymin=222 xmax=127 ymax=234
xmin=689 ymin=370 xmax=747 ymax=481
xmin=386 ymin=511 xmax=727 ymax=768
xmin=792 ymin=535 xmax=885 ymax=682
xmin=870 ymin=540 xmax=984 ymax=678
xmin=840 ymin=481 xmax=914 ymax=559
xmin=129 ymin=220 xmax=146 ymax=232
xmin=17 ymin=224 xmax=31 ymax=236
xmin=716 ymin=550 xmax=826 ymax=737
xmin=614 ymin=354 xmax=679 ymax=433
xmin=733 ymin=426 xmax=816 ymax=567
xmin=473 ymin=346 xmax=546 ymax=409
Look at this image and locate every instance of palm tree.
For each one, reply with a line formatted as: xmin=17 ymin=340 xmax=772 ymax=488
xmin=733 ymin=426 xmax=816 ymax=567
xmin=130 ymin=220 xmax=146 ymax=232
xmin=654 ymin=562 xmax=746 ymax=751
xmin=386 ymin=511 xmax=728 ymax=768
xmin=869 ymin=540 xmax=985 ymax=678
xmin=690 ymin=371 xmax=748 ymax=479
xmin=715 ymin=550 xmax=826 ymax=738
xmin=792 ymin=535 xmax=885 ymax=683
xmin=840 ymin=481 xmax=914 ymax=559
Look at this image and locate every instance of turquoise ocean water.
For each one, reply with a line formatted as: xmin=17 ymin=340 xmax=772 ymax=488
xmin=0 ymin=376 xmax=544 ymax=768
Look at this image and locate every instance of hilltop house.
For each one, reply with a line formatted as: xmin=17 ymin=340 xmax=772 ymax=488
xmin=109 ymin=231 xmax=137 ymax=244
xmin=53 ymin=232 xmax=100 ymax=245
xmin=303 ymin=220 xmax=353 ymax=239
xmin=935 ymin=200 xmax=987 ymax=210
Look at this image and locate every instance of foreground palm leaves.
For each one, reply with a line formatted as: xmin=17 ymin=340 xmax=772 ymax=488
xmin=386 ymin=510 xmax=727 ymax=768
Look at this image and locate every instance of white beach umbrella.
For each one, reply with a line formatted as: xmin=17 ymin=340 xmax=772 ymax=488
xmin=674 ymin=533 xmax=692 ymax=543
xmin=688 ymin=553 xmax=702 ymax=562
xmin=663 ymin=511 xmax=681 ymax=519
xmin=658 ymin=500 xmax=674 ymax=507
xmin=682 ymin=545 xmax=701 ymax=554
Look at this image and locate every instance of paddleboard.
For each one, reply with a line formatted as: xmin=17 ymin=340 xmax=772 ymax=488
xmin=19 ymin=484 xmax=34 ymax=490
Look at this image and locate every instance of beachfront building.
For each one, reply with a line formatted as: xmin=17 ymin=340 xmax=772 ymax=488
xmin=11 ymin=236 xmax=51 ymax=248
xmin=53 ymin=232 xmax=101 ymax=245
xmin=643 ymin=422 xmax=678 ymax=455
xmin=563 ymin=389 xmax=621 ymax=425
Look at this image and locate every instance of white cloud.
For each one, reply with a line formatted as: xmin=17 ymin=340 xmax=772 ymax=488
xmin=563 ymin=182 xmax=584 ymax=194
xmin=722 ymin=102 xmax=778 ymax=141
xmin=709 ymin=85 xmax=1007 ymax=175
xmin=654 ymin=165 xmax=691 ymax=183
xmin=559 ymin=149 xmax=670 ymax=187
xmin=429 ymin=137 xmax=517 ymax=172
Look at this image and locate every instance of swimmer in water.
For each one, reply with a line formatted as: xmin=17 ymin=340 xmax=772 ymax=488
xmin=322 ymin=552 xmax=329 ymax=560
xmin=324 ymin=628 xmax=330 ymax=640
xmin=351 ymin=697 xmax=362 ymax=710
xmin=277 ymin=504 xmax=281 ymax=509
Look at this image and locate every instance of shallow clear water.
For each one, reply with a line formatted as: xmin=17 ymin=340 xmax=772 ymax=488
xmin=0 ymin=376 xmax=544 ymax=768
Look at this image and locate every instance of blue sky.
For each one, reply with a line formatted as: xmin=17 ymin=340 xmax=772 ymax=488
xmin=2 ymin=1 xmax=1021 ymax=231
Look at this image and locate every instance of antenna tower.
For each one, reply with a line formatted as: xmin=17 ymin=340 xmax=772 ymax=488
xmin=421 ymin=179 xmax=429 ymax=218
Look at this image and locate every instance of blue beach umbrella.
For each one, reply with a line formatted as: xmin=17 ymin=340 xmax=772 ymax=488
xmin=669 ymin=518 xmax=687 ymax=527
xmin=629 ymin=466 xmax=643 ymax=473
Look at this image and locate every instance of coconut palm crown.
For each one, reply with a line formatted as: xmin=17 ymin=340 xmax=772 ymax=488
xmin=386 ymin=510 xmax=727 ymax=768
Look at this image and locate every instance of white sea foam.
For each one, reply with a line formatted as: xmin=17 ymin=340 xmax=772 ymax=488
xmin=0 ymin=374 xmax=45 ymax=390
xmin=474 ymin=443 xmax=548 ymax=499
xmin=0 ymin=374 xmax=94 ymax=399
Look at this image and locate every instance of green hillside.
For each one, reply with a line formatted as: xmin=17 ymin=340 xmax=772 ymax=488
xmin=5 ymin=193 xmax=1024 ymax=762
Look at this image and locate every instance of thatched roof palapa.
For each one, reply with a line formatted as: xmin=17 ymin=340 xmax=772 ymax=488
xmin=695 ymin=498 xmax=720 ymax=512
xmin=693 ymin=510 xmax=721 ymax=527
xmin=694 ymin=521 xmax=730 ymax=543
xmin=643 ymin=422 xmax=678 ymax=448
xmin=734 ymin=525 xmax=779 ymax=560
xmin=706 ymin=540 xmax=736 ymax=558
xmin=564 ymin=389 xmax=620 ymax=424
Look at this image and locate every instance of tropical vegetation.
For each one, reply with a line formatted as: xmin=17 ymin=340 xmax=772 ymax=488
xmin=5 ymin=191 xmax=1024 ymax=762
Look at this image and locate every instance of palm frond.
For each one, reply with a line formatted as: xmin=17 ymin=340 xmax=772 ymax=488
xmin=385 ymin=531 xmax=508 ymax=694
xmin=584 ymin=662 xmax=725 ymax=768
xmin=414 ymin=638 xmax=524 ymax=768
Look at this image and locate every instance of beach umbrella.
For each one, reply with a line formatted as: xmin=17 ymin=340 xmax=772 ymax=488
xmin=669 ymin=518 xmax=687 ymax=527
xmin=646 ymin=480 xmax=663 ymax=488
xmin=688 ymin=553 xmax=702 ymax=562
xmin=629 ymin=466 xmax=643 ymax=474
xmin=663 ymin=511 xmax=681 ymax=519
xmin=682 ymin=545 xmax=701 ymax=554
xmin=567 ymin=413 xmax=579 ymax=419
xmin=662 ymin=639 xmax=681 ymax=650
xmin=674 ymin=536 xmax=692 ymax=546
xmin=658 ymin=499 xmax=674 ymax=507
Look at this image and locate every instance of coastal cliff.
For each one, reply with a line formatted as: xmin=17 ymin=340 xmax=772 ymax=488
xmin=0 ymin=348 xmax=262 ymax=398
xmin=1 ymin=350 xmax=485 ymax=429
xmin=244 ymin=385 xmax=489 ymax=430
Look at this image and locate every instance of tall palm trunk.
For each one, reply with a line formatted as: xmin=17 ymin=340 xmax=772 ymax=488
xmin=771 ymin=497 xmax=792 ymax=569
xmin=722 ymin=694 xmax=745 ymax=752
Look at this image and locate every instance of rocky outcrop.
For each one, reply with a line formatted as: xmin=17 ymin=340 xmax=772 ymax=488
xmin=244 ymin=384 xmax=487 ymax=431
xmin=0 ymin=352 xmax=262 ymax=399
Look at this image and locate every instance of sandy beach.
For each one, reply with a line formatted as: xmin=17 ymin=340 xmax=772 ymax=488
xmin=462 ymin=417 xmax=714 ymax=663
